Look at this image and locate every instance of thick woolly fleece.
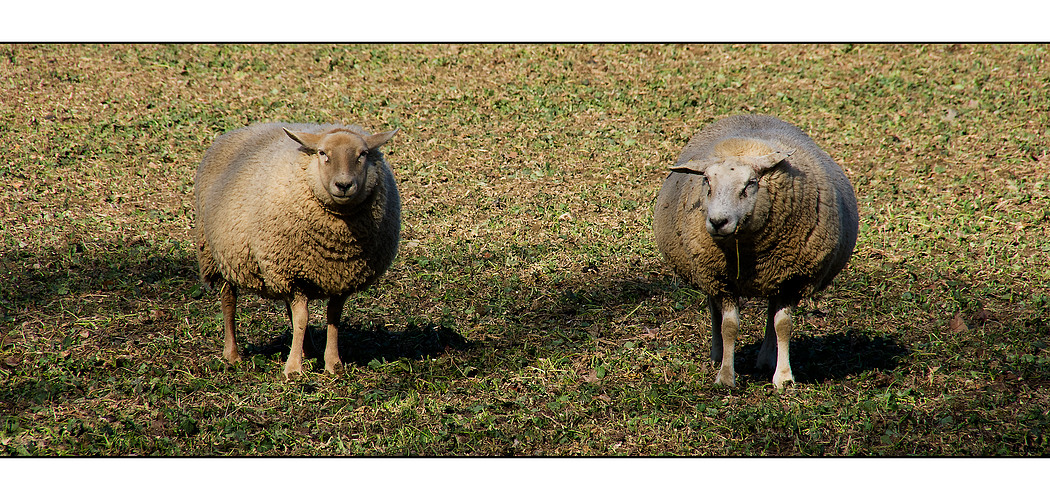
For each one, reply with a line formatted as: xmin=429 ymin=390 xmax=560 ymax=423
xmin=194 ymin=122 xmax=401 ymax=301
xmin=653 ymin=114 xmax=858 ymax=303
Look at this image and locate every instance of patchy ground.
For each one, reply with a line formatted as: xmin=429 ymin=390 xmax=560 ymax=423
xmin=1 ymin=44 xmax=1048 ymax=455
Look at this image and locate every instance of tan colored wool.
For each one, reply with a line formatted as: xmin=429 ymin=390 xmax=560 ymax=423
xmin=194 ymin=122 xmax=400 ymax=379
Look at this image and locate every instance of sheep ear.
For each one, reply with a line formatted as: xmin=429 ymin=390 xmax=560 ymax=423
xmin=670 ymin=158 xmax=714 ymax=175
xmin=284 ymin=128 xmax=321 ymax=152
xmin=365 ymin=129 xmax=399 ymax=150
xmin=748 ymin=149 xmax=793 ymax=173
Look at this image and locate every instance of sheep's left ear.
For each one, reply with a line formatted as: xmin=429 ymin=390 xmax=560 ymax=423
xmin=284 ymin=128 xmax=322 ymax=152
xmin=747 ymin=149 xmax=793 ymax=173
xmin=365 ymin=129 xmax=399 ymax=150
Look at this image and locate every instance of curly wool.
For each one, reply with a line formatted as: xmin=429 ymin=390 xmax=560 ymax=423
xmin=194 ymin=122 xmax=400 ymax=301
xmin=654 ymin=114 xmax=857 ymax=302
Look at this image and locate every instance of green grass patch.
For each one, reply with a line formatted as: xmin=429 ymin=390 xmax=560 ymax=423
xmin=1 ymin=43 xmax=1048 ymax=456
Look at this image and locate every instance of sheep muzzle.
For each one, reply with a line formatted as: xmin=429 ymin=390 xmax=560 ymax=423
xmin=330 ymin=178 xmax=360 ymax=201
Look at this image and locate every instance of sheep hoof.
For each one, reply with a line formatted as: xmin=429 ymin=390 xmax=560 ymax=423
xmin=283 ymin=365 xmax=304 ymax=381
xmin=223 ymin=350 xmax=242 ymax=364
xmin=714 ymin=369 xmax=736 ymax=387
xmin=324 ymin=360 xmax=344 ymax=375
xmin=772 ymin=371 xmax=795 ymax=391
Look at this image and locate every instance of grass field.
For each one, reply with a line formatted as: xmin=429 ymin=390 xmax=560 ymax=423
xmin=1 ymin=44 xmax=1048 ymax=456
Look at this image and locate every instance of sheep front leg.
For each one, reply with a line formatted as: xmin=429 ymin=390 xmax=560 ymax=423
xmin=770 ymin=304 xmax=795 ymax=390
xmin=713 ymin=297 xmax=739 ymax=387
xmin=283 ymin=292 xmax=309 ymax=381
xmin=758 ymin=299 xmax=797 ymax=390
xmin=323 ymin=294 xmax=348 ymax=375
xmin=220 ymin=283 xmax=241 ymax=363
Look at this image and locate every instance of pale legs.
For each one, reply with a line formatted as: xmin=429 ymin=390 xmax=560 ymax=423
xmin=709 ymin=295 xmax=796 ymax=390
xmin=283 ymin=291 xmax=348 ymax=380
xmin=709 ymin=296 xmax=740 ymax=387
xmin=756 ymin=298 xmax=796 ymax=390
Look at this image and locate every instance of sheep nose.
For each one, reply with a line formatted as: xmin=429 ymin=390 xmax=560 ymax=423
xmin=707 ymin=216 xmax=733 ymax=236
xmin=334 ymin=180 xmax=358 ymax=197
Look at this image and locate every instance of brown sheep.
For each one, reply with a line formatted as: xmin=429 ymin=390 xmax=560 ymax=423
xmin=194 ymin=122 xmax=400 ymax=380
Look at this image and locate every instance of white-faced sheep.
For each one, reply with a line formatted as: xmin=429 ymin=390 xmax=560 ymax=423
xmin=653 ymin=114 xmax=858 ymax=390
xmin=194 ymin=122 xmax=400 ymax=380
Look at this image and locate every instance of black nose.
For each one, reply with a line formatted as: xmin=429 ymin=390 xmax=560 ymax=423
xmin=708 ymin=216 xmax=729 ymax=232
xmin=334 ymin=180 xmax=357 ymax=196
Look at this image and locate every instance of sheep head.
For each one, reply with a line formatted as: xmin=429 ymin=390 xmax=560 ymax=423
xmin=284 ymin=127 xmax=398 ymax=207
xmin=671 ymin=138 xmax=791 ymax=240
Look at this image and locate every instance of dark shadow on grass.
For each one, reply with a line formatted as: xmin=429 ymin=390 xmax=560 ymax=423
xmin=0 ymin=239 xmax=200 ymax=423
xmin=243 ymin=322 xmax=474 ymax=368
xmin=553 ymin=268 xmax=911 ymax=387
xmin=735 ymin=328 xmax=910 ymax=385
xmin=2 ymin=237 xmax=472 ymax=367
xmin=0 ymin=238 xmax=199 ymax=316
xmin=543 ymin=273 xmax=671 ymax=320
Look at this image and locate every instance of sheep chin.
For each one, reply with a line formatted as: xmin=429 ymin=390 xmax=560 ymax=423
xmin=322 ymin=184 xmax=374 ymax=212
xmin=706 ymin=222 xmax=737 ymax=239
xmin=328 ymin=192 xmax=358 ymax=205
xmin=707 ymin=230 xmax=734 ymax=242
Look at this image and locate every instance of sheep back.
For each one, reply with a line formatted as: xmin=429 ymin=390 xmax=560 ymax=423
xmin=653 ymin=114 xmax=858 ymax=300
xmin=194 ymin=122 xmax=400 ymax=300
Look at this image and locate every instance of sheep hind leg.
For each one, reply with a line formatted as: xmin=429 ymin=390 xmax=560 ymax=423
xmin=323 ymin=294 xmax=348 ymax=375
xmin=283 ymin=292 xmax=309 ymax=381
xmin=756 ymin=301 xmax=778 ymax=372
xmin=708 ymin=296 xmax=723 ymax=364
xmin=713 ymin=297 xmax=739 ymax=387
xmin=220 ymin=282 xmax=242 ymax=364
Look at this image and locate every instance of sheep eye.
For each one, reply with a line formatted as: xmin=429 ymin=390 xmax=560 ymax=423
xmin=319 ymin=151 xmax=328 ymax=161
xmin=359 ymin=150 xmax=369 ymax=160
xmin=740 ymin=179 xmax=758 ymax=198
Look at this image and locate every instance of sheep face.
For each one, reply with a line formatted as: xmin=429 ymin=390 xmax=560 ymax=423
xmin=671 ymin=142 xmax=790 ymax=240
xmin=284 ymin=128 xmax=398 ymax=207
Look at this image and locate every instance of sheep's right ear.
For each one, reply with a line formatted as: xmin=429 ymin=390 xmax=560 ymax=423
xmin=747 ymin=149 xmax=793 ymax=173
xmin=364 ymin=129 xmax=399 ymax=150
xmin=670 ymin=159 xmax=713 ymax=175
xmin=284 ymin=128 xmax=322 ymax=152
